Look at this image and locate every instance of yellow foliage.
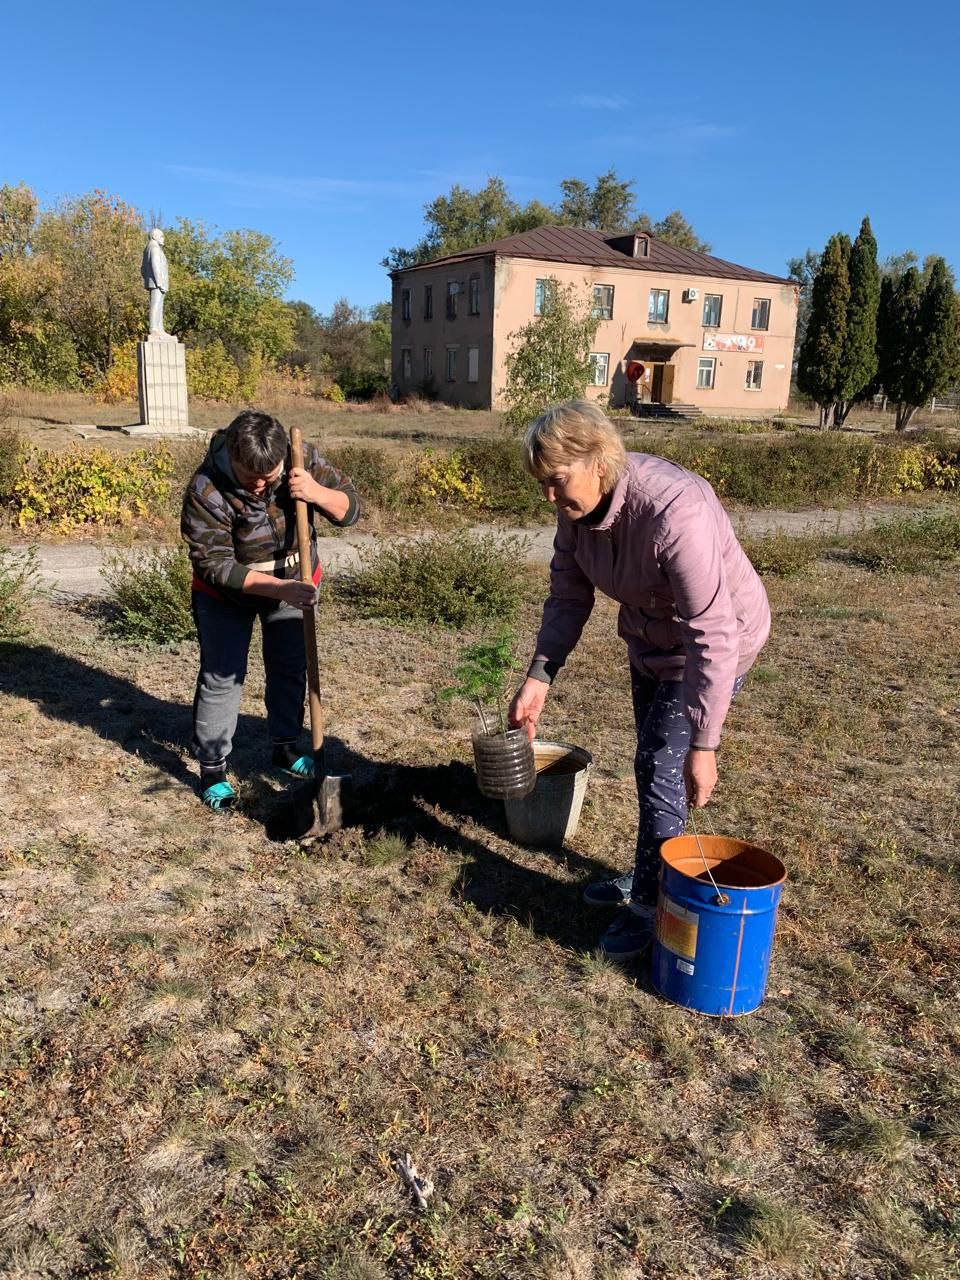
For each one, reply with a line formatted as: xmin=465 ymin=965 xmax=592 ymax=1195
xmin=254 ymin=363 xmax=313 ymax=400
xmin=94 ymin=340 xmax=139 ymax=403
xmin=12 ymin=445 xmax=172 ymax=529
xmin=186 ymin=341 xmax=241 ymax=400
xmin=414 ymin=449 xmax=485 ymax=505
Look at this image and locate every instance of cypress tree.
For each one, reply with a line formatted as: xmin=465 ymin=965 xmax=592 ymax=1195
xmin=876 ymin=268 xmax=924 ymax=430
xmin=797 ymin=233 xmax=850 ymax=428
xmin=835 ymin=217 xmax=880 ymax=424
xmin=914 ymin=258 xmax=960 ymax=424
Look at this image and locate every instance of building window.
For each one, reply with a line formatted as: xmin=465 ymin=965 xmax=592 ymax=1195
xmin=592 ymin=284 xmax=614 ymax=320
xmin=648 ymin=288 xmax=670 ymax=324
xmin=468 ymin=275 xmax=480 ymax=315
xmin=697 ymin=358 xmax=716 ymax=390
xmin=467 ymin=346 xmax=479 ymax=382
xmin=423 ymin=347 xmax=433 ymax=380
xmin=534 ymin=278 xmax=556 ymax=315
xmin=745 ymin=360 xmax=763 ymax=390
xmin=423 ymin=285 xmax=433 ymax=320
xmin=446 ymin=282 xmax=458 ymax=320
xmin=751 ymin=297 xmax=770 ymax=330
xmin=401 ymin=288 xmax=411 ymax=322
xmin=400 ymin=348 xmax=412 ymax=381
xmin=702 ymin=293 xmax=722 ymax=327
xmin=446 ymin=346 xmax=458 ymax=381
xmin=588 ymin=352 xmax=610 ymax=386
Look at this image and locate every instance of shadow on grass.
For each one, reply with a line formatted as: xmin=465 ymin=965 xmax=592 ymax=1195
xmin=1 ymin=644 xmax=614 ymax=952
xmin=263 ymin=742 xmax=616 ymax=951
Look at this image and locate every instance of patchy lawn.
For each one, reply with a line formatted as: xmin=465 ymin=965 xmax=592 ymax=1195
xmin=0 ymin=559 xmax=958 ymax=1277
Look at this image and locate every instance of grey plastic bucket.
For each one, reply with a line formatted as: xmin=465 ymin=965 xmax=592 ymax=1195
xmin=503 ymin=740 xmax=593 ymax=846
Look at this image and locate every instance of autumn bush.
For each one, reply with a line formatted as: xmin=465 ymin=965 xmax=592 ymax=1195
xmin=6 ymin=444 xmax=172 ymax=529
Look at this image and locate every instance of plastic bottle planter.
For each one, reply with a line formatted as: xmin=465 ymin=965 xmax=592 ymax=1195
xmin=472 ymin=728 xmax=536 ymax=801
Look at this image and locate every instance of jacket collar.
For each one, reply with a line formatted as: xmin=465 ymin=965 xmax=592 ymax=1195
xmin=583 ymin=466 xmax=630 ymax=533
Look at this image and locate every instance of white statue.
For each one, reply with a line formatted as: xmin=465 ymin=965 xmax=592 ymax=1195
xmin=141 ymin=227 xmax=169 ymax=337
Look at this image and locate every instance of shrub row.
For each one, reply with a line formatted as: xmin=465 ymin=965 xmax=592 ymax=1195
xmin=637 ymin=430 xmax=960 ymax=507
xmin=3 ymin=428 xmax=959 ymax=533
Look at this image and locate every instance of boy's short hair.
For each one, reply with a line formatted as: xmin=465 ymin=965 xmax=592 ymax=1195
xmin=225 ymin=411 xmax=288 ymax=473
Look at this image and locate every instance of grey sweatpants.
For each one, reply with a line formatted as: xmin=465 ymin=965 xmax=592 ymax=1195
xmin=191 ymin=590 xmax=306 ymax=768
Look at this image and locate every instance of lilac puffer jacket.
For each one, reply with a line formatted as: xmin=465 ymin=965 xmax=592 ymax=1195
xmin=532 ymin=452 xmax=770 ymax=749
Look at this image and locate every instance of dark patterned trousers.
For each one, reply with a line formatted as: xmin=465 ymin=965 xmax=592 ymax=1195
xmin=630 ymin=668 xmax=744 ymax=905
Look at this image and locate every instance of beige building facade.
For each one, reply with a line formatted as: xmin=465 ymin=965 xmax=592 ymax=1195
xmin=390 ymin=226 xmax=798 ymax=415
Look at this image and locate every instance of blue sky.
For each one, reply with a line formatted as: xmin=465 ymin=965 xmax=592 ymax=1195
xmin=5 ymin=0 xmax=958 ymax=314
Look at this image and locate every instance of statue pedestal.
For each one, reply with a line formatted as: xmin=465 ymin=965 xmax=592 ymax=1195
xmin=123 ymin=336 xmax=199 ymax=437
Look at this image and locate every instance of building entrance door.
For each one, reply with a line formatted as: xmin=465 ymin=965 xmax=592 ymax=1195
xmin=650 ymin=363 xmax=676 ymax=403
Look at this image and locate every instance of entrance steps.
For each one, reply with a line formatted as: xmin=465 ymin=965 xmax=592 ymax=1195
xmin=633 ymin=402 xmax=703 ymax=420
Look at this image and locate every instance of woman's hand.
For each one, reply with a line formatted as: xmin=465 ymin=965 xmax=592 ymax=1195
xmin=684 ymin=748 xmax=718 ymax=807
xmin=276 ymin=579 xmax=319 ymax=609
xmin=288 ymin=466 xmax=321 ymax=505
xmin=508 ymin=678 xmax=549 ymax=742
xmin=289 ymin=466 xmax=350 ymax=521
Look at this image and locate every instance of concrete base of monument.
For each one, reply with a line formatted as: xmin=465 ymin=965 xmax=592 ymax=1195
xmin=124 ymin=336 xmax=201 ymax=436
xmin=120 ymin=423 xmax=207 ymax=437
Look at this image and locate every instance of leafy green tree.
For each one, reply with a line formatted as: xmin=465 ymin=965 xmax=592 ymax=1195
xmin=835 ymin=217 xmax=880 ymax=425
xmin=164 ymin=219 xmax=295 ymax=372
xmin=284 ymin=297 xmax=390 ymax=397
xmin=0 ymin=184 xmax=38 ymax=259
xmin=878 ymin=260 xmax=960 ymax=430
xmin=34 ymin=190 xmax=144 ymax=377
xmin=0 ymin=183 xmax=78 ymax=388
xmin=796 ymin=233 xmax=851 ymax=428
xmin=634 ymin=209 xmax=712 ymax=253
xmin=382 ymin=178 xmax=534 ymax=269
xmin=787 ymin=248 xmax=819 ymax=368
xmin=558 ymin=169 xmax=635 ymax=231
xmin=385 ymin=173 xmax=710 ymax=266
xmin=502 ymin=279 xmax=601 ymax=429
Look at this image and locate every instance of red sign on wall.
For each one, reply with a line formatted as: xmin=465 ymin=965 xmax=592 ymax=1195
xmin=703 ymin=333 xmax=765 ymax=353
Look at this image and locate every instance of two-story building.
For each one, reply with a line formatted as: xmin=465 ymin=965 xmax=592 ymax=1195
xmin=390 ymin=226 xmax=798 ymax=415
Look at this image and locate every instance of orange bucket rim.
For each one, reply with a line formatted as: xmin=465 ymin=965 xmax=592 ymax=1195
xmin=660 ymin=833 xmax=787 ymax=889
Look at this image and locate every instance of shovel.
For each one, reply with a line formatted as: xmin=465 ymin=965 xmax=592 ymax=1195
xmin=286 ymin=424 xmax=349 ymax=839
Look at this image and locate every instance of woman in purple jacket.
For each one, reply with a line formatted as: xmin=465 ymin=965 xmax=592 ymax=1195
xmin=508 ymin=399 xmax=770 ymax=960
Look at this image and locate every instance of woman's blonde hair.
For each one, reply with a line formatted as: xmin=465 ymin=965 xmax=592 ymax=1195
xmin=522 ymin=399 xmax=627 ymax=494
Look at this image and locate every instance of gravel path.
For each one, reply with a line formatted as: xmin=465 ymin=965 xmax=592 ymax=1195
xmin=13 ymin=502 xmax=913 ymax=602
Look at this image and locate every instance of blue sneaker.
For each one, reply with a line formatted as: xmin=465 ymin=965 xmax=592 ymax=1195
xmin=200 ymin=779 xmax=238 ymax=812
xmin=598 ymin=905 xmax=656 ymax=961
xmin=583 ymin=871 xmax=634 ymax=908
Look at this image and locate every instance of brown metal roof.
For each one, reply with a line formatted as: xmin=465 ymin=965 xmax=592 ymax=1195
xmin=394 ymin=225 xmax=793 ymax=286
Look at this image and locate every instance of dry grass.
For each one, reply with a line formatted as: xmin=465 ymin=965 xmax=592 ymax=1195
xmin=0 ymin=512 xmax=959 ymax=1275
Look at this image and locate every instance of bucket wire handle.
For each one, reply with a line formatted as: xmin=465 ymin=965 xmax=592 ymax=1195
xmin=690 ymin=807 xmax=730 ymax=906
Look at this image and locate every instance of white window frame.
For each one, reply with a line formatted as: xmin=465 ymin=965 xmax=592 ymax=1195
xmin=697 ymin=357 xmax=716 ymax=390
xmin=423 ymin=346 xmax=433 ymax=380
xmin=401 ymin=288 xmax=411 ymax=322
xmin=445 ymin=345 xmax=458 ymax=382
xmin=751 ymin=297 xmax=771 ymax=330
xmin=588 ymin=352 xmax=610 ymax=386
xmin=468 ymin=275 xmax=481 ymax=316
xmin=592 ymin=284 xmax=614 ymax=320
xmin=702 ymin=293 xmax=722 ymax=327
xmin=446 ymin=281 xmax=458 ymax=320
xmin=648 ymin=288 xmax=670 ymax=324
xmin=534 ymin=278 xmax=555 ymax=316
xmin=400 ymin=347 xmax=412 ymax=381
xmin=745 ymin=359 xmax=763 ymax=390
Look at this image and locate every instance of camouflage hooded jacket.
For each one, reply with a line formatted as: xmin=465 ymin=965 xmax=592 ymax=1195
xmin=181 ymin=429 xmax=359 ymax=606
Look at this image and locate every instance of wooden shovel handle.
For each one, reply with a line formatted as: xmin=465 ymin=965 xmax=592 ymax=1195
xmin=289 ymin=425 xmax=323 ymax=758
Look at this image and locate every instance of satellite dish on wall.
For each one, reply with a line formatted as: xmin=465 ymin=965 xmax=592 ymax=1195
xmin=626 ymin=361 xmax=645 ymax=383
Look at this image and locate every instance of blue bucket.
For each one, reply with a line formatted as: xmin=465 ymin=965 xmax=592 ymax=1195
xmin=652 ymin=834 xmax=786 ymax=1017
